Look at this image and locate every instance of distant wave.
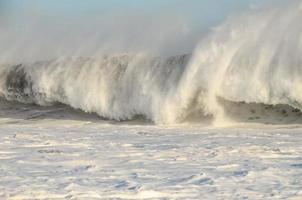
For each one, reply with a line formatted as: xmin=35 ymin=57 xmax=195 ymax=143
xmin=0 ymin=0 xmax=302 ymax=125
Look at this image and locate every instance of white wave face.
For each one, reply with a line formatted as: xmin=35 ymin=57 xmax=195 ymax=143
xmin=0 ymin=0 xmax=302 ymax=125
xmin=178 ymin=0 xmax=302 ymax=124
xmin=0 ymin=55 xmax=191 ymax=123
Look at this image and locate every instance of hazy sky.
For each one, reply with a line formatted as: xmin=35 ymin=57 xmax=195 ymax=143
xmin=0 ymin=0 xmax=274 ymax=60
xmin=1 ymin=0 xmax=272 ymax=27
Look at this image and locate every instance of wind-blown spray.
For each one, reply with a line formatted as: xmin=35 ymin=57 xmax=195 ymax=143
xmin=0 ymin=0 xmax=302 ymax=125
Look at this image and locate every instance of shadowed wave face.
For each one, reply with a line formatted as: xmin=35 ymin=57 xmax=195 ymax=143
xmin=5 ymin=64 xmax=34 ymax=101
xmin=0 ymin=0 xmax=302 ymax=125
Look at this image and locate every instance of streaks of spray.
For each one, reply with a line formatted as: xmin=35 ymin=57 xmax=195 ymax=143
xmin=0 ymin=1 xmax=302 ymax=125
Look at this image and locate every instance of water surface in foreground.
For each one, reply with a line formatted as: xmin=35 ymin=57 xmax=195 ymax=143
xmin=0 ymin=104 xmax=302 ymax=199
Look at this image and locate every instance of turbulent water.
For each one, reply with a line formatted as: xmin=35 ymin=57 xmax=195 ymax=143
xmin=2 ymin=2 xmax=302 ymax=199
xmin=1 ymin=0 xmax=302 ymax=125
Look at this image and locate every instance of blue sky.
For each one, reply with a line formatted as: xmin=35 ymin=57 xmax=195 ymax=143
xmin=1 ymin=0 xmax=271 ymax=26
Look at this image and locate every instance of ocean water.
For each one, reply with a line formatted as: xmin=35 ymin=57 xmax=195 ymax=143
xmin=0 ymin=101 xmax=302 ymax=199
xmin=1 ymin=0 xmax=302 ymax=199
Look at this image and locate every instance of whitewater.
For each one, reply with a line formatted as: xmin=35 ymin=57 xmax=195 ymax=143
xmin=1 ymin=0 xmax=302 ymax=199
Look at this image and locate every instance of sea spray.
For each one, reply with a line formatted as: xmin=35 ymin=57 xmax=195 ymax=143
xmin=0 ymin=1 xmax=302 ymax=125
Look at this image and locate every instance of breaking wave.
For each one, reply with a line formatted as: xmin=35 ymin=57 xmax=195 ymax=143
xmin=1 ymin=0 xmax=302 ymax=125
